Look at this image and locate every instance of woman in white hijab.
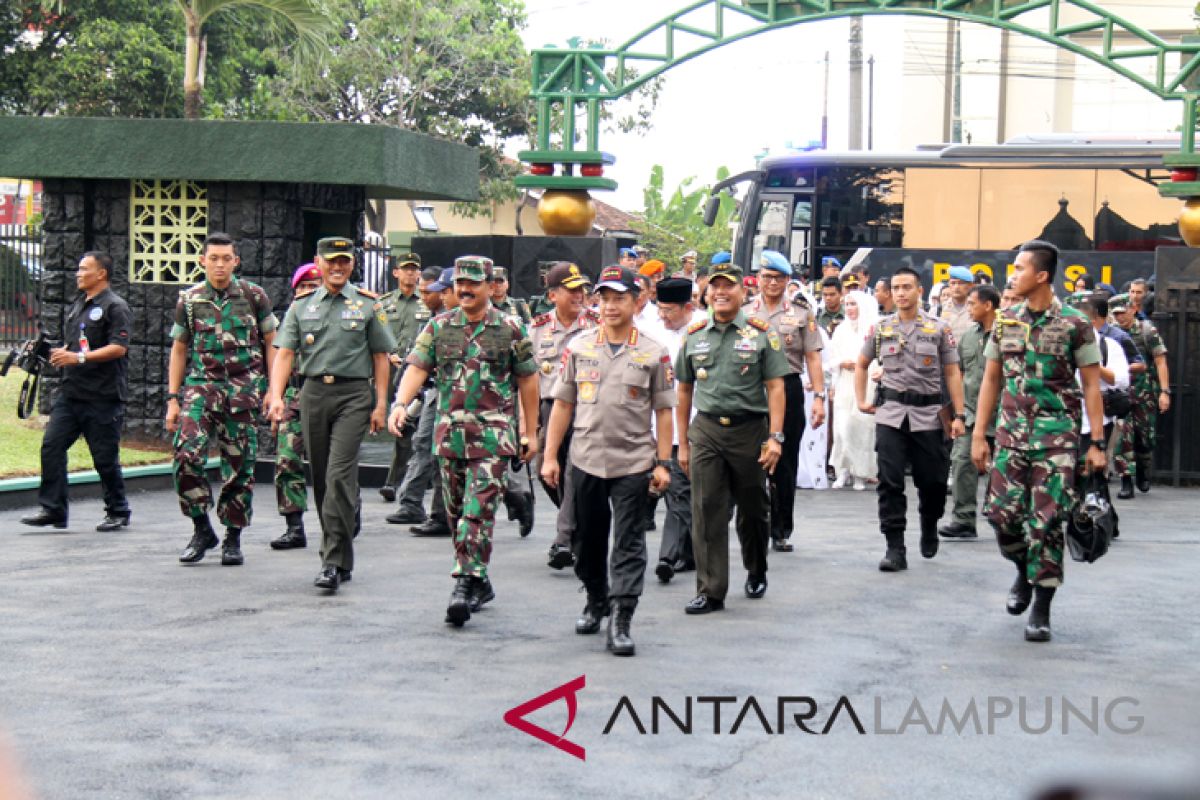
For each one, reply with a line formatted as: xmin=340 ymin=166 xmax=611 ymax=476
xmin=829 ymin=290 xmax=880 ymax=489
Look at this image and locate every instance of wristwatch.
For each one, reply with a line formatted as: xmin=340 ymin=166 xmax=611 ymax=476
xmin=954 ymin=412 xmax=966 ymax=422
xmin=769 ymin=431 xmax=786 ymax=444
xmin=76 ymin=351 xmax=86 ymax=365
xmin=813 ymin=391 xmax=826 ymax=400
xmin=655 ymin=459 xmax=672 ymax=468
xmin=1088 ymin=438 xmax=1106 ymax=451
xmin=166 ymin=392 xmax=180 ymax=402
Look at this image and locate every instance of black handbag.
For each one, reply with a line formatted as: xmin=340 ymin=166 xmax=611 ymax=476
xmin=1066 ymin=472 xmax=1117 ymax=563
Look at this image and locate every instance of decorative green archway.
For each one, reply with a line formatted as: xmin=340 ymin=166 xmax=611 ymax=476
xmin=517 ymin=0 xmax=1200 ymax=206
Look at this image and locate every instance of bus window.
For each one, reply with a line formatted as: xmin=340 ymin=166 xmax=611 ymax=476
xmin=791 ymin=199 xmax=812 ymax=271
xmin=751 ymin=198 xmax=791 ymax=269
xmin=816 ymin=167 xmax=904 ymax=249
xmin=765 ymin=166 xmax=817 ymax=190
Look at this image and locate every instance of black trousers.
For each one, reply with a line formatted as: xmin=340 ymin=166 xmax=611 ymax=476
xmin=658 ymin=445 xmax=694 ymax=566
xmin=875 ymin=419 xmax=948 ymax=546
xmin=571 ymin=466 xmax=650 ymax=605
xmin=770 ymin=374 xmax=806 ymax=540
xmin=38 ymin=394 xmax=129 ymax=520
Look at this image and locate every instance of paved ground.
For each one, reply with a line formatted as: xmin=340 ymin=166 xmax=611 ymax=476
xmin=2 ymin=481 xmax=1198 ymax=799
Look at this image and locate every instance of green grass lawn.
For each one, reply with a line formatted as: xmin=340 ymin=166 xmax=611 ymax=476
xmin=0 ymin=371 xmax=171 ymax=479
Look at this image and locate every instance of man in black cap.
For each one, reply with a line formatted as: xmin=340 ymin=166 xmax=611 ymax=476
xmin=652 ymin=276 xmax=703 ymax=581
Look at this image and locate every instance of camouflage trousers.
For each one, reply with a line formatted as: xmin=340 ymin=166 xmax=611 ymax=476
xmin=983 ymin=446 xmax=1078 ymax=588
xmin=173 ymin=386 xmax=258 ymax=529
xmin=1112 ymin=391 xmax=1156 ymax=479
xmin=438 ymin=455 xmax=507 ymax=579
xmin=274 ymin=385 xmax=307 ymax=516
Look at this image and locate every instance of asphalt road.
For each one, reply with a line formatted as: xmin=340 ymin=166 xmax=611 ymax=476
xmin=2 ymin=481 xmax=1198 ymax=799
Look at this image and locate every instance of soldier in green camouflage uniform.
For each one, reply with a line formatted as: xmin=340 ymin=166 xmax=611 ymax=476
xmin=1109 ymin=293 xmax=1170 ymax=496
xmin=270 ymin=263 xmax=324 ymax=550
xmin=972 ymin=241 xmax=1106 ymax=643
xmin=166 ymin=232 xmax=277 ymax=566
xmin=389 ymin=255 xmax=540 ymax=628
xmin=379 ymin=252 xmax=430 ymax=502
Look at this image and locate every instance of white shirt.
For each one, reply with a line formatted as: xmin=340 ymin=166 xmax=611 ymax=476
xmin=1079 ymin=332 xmax=1129 ymax=435
xmin=656 ymin=309 xmax=706 ymax=445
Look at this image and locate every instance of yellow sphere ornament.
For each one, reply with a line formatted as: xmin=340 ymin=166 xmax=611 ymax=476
xmin=1179 ymin=197 xmax=1200 ymax=247
xmin=537 ymin=190 xmax=596 ymax=236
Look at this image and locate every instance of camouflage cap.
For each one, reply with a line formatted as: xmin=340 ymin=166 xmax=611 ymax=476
xmin=1109 ymin=292 xmax=1131 ymax=312
xmin=490 ymin=266 xmax=509 ymax=282
xmin=317 ymin=237 xmax=355 ymax=260
xmin=453 ymin=255 xmax=493 ymax=283
xmin=708 ymin=261 xmax=744 ymax=284
xmin=1064 ymin=291 xmax=1091 ymax=310
xmin=396 ymin=252 xmax=421 ymax=268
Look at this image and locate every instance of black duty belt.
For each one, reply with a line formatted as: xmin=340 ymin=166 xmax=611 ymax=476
xmin=697 ymin=410 xmax=767 ymax=427
xmin=301 ymin=375 xmax=368 ymax=386
xmin=880 ymin=388 xmax=942 ymax=407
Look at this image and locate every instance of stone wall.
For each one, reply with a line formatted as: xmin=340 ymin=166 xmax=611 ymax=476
xmin=39 ymin=178 xmax=365 ymax=437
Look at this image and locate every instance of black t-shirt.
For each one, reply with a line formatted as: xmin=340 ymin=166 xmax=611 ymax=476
xmin=61 ymin=287 xmax=133 ymax=402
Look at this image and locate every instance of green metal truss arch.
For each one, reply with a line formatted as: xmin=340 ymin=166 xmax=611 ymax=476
xmin=518 ymin=0 xmax=1200 ymax=194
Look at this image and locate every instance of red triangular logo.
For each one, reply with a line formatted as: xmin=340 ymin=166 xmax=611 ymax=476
xmin=503 ymin=675 xmax=587 ymax=761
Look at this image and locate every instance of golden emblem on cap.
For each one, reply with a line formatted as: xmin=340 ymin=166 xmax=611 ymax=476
xmin=569 ymin=265 xmax=581 ymax=277
xmin=304 ymin=333 xmax=315 ymax=345
xmin=697 ymin=367 xmax=708 ymax=380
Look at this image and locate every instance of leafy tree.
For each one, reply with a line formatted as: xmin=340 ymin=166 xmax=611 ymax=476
xmin=635 ymin=165 xmax=738 ymax=268
xmin=173 ymin=0 xmax=330 ymax=119
xmin=0 ymin=2 xmax=298 ymax=118
xmin=260 ymin=0 xmax=531 ymax=215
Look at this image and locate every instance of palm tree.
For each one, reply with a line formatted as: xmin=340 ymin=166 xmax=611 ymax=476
xmin=175 ymin=0 xmax=330 ymax=118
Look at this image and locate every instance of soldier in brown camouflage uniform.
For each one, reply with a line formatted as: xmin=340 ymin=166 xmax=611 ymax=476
xmin=972 ymin=241 xmax=1106 ymax=643
xmin=389 ymin=255 xmax=540 ymax=627
xmin=166 ymin=232 xmax=277 ymax=566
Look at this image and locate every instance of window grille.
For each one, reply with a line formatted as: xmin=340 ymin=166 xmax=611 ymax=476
xmin=129 ymin=179 xmax=208 ymax=283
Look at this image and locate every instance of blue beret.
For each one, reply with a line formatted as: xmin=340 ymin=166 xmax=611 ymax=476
xmin=948 ymin=266 xmax=973 ymax=282
xmin=619 ymin=247 xmax=637 ymax=258
xmin=711 ymin=251 xmax=732 ymax=266
xmin=759 ymin=250 xmax=792 ymax=276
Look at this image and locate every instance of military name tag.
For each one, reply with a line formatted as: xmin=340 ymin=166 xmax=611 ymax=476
xmin=781 ymin=315 xmax=798 ymax=326
xmin=734 ymin=339 xmax=755 ymax=352
xmin=693 ymin=340 xmax=711 ymax=353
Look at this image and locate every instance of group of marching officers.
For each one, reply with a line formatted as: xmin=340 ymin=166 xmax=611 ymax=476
xmin=30 ymin=232 xmax=1168 ymax=659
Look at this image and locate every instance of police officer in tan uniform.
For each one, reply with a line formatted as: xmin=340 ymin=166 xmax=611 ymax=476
xmin=529 ymin=262 xmax=598 ymax=568
xmin=543 ymin=266 xmax=675 ymax=656
xmin=855 ymin=266 xmax=966 ymax=572
xmin=744 ymin=250 xmax=826 ymax=552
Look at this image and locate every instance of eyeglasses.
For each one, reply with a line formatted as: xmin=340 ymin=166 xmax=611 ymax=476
xmin=759 ymin=273 xmax=788 ymax=283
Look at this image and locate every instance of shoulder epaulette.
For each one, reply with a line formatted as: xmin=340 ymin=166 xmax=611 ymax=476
xmin=294 ymin=287 xmax=316 ymax=299
xmin=792 ymin=295 xmax=811 ymax=309
xmin=748 ymin=317 xmax=770 ymax=331
xmin=686 ymin=318 xmax=709 ymax=334
xmin=357 ymin=288 xmax=380 ymax=300
xmin=583 ymin=308 xmax=601 ymax=321
xmin=532 ymin=312 xmax=552 ymax=327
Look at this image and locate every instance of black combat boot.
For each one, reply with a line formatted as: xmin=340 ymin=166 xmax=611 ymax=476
xmin=1024 ymin=585 xmax=1056 ymax=642
xmin=221 ymin=527 xmax=244 ymax=566
xmin=412 ymin=515 xmax=452 ymax=537
xmin=271 ymin=512 xmax=307 ymax=550
xmin=468 ymin=576 xmax=496 ymax=612
xmin=1006 ymin=559 xmax=1033 ymax=615
xmin=575 ymin=594 xmax=608 ymax=634
xmin=606 ymin=600 xmax=636 ymax=657
xmin=179 ymin=516 xmax=219 ymax=563
xmin=878 ymin=532 xmax=907 ymax=572
xmin=919 ymin=517 xmax=939 ymax=559
xmin=513 ymin=492 xmax=534 ymax=537
xmin=1117 ymin=476 xmax=1135 ymax=499
xmin=1135 ymin=464 xmax=1151 ymax=494
xmin=445 ymin=576 xmax=473 ymax=627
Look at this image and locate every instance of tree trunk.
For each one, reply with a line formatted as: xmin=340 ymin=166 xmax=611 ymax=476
xmin=183 ymin=14 xmax=202 ymax=119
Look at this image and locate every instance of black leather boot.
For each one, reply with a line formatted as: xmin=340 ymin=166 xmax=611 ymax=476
xmin=1135 ymin=466 xmax=1151 ymax=494
xmin=919 ymin=517 xmax=939 ymax=559
xmin=445 ymin=576 xmax=473 ymax=626
xmin=1117 ymin=476 xmax=1135 ymax=499
xmin=1024 ymin=585 xmax=1056 ymax=642
xmin=575 ymin=595 xmax=608 ymax=634
xmin=513 ymin=492 xmax=534 ymax=537
xmin=220 ymin=528 xmax=244 ymax=566
xmin=179 ymin=517 xmax=219 ymax=563
xmin=468 ymin=576 xmax=495 ymax=612
xmin=271 ymin=512 xmax=307 ymax=550
xmin=606 ymin=601 xmax=636 ymax=656
xmin=878 ymin=532 xmax=907 ymax=572
xmin=1006 ymin=559 xmax=1033 ymax=615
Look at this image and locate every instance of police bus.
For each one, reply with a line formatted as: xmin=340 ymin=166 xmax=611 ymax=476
xmin=706 ymin=134 xmax=1184 ymax=291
